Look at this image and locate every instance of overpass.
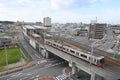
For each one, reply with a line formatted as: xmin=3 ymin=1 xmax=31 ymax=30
xmin=21 ymin=25 xmax=120 ymax=80
xmin=45 ymin=45 xmax=120 ymax=80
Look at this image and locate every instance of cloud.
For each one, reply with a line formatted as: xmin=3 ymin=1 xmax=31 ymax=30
xmin=14 ymin=0 xmax=32 ymax=4
xmin=51 ymin=0 xmax=74 ymax=10
xmin=0 ymin=0 xmax=119 ymax=24
xmin=0 ymin=3 xmax=7 ymax=13
xmin=89 ymin=0 xmax=109 ymax=3
xmin=50 ymin=0 xmax=109 ymax=10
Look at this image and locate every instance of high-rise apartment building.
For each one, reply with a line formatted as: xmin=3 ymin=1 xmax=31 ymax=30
xmin=43 ymin=17 xmax=51 ymax=27
xmin=88 ymin=23 xmax=106 ymax=39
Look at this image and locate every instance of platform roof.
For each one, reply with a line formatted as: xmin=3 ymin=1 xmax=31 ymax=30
xmin=33 ymin=25 xmax=47 ymax=30
xmin=24 ymin=25 xmax=35 ymax=29
xmin=32 ymin=33 xmax=40 ymax=37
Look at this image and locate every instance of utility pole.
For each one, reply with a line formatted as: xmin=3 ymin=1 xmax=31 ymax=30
xmin=90 ymin=40 xmax=100 ymax=69
xmin=4 ymin=45 xmax=8 ymax=71
xmin=90 ymin=40 xmax=100 ymax=80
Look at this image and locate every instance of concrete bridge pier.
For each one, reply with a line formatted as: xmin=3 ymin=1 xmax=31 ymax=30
xmin=91 ymin=72 xmax=105 ymax=80
xmin=91 ymin=72 xmax=95 ymax=80
xmin=69 ymin=61 xmax=77 ymax=75
xmin=41 ymin=48 xmax=48 ymax=58
xmin=45 ymin=50 xmax=49 ymax=58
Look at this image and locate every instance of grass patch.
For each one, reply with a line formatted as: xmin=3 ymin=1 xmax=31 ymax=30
xmin=0 ymin=33 xmax=12 ymax=36
xmin=0 ymin=48 xmax=27 ymax=67
xmin=0 ymin=67 xmax=4 ymax=72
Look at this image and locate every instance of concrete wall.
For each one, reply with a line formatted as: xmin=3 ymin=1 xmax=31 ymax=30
xmin=29 ymin=39 xmax=36 ymax=49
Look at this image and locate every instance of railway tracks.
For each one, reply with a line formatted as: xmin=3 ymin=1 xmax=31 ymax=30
xmin=59 ymin=38 xmax=120 ymax=67
xmin=46 ymin=36 xmax=120 ymax=67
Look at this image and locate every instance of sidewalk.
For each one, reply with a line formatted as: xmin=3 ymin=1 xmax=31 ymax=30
xmin=35 ymin=76 xmax=55 ymax=80
xmin=4 ymin=58 xmax=26 ymax=69
xmin=0 ymin=61 xmax=36 ymax=76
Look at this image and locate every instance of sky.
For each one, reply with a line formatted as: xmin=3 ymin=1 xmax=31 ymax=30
xmin=0 ymin=0 xmax=120 ymax=24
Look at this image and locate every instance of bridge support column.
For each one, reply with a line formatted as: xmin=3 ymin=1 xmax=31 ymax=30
xmin=45 ymin=51 xmax=49 ymax=58
xmin=69 ymin=61 xmax=76 ymax=75
xmin=41 ymin=48 xmax=49 ymax=58
xmin=91 ymin=72 xmax=95 ymax=80
xmin=72 ymin=66 xmax=76 ymax=74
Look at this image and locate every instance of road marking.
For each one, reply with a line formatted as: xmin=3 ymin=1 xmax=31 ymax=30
xmin=56 ymin=74 xmax=67 ymax=80
xmin=52 ymin=61 xmax=65 ymax=67
xmin=35 ymin=75 xmax=40 ymax=78
xmin=26 ymin=73 xmax=31 ymax=76
xmin=37 ymin=60 xmax=47 ymax=64
xmin=35 ymin=54 xmax=41 ymax=58
xmin=44 ymin=64 xmax=52 ymax=67
xmin=20 ymin=76 xmax=28 ymax=80
xmin=30 ymin=76 xmax=35 ymax=79
xmin=34 ymin=78 xmax=39 ymax=80
xmin=11 ymin=72 xmax=22 ymax=77
xmin=0 ymin=61 xmax=66 ymax=80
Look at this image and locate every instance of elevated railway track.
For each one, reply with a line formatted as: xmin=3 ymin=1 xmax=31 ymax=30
xmin=52 ymin=36 xmax=120 ymax=67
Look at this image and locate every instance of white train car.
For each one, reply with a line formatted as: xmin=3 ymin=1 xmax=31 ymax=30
xmin=45 ymin=39 xmax=104 ymax=67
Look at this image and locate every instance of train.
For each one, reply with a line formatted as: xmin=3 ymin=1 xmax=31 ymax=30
xmin=45 ymin=39 xmax=104 ymax=68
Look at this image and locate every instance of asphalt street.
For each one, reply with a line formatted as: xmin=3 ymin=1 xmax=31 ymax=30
xmin=98 ymin=28 xmax=115 ymax=51
xmin=0 ymin=60 xmax=68 ymax=80
xmin=0 ymin=31 xmax=68 ymax=80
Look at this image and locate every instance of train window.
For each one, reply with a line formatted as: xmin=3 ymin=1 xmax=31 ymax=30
xmin=46 ymin=42 xmax=50 ymax=45
xmin=67 ymin=49 xmax=69 ymax=51
xmin=94 ymin=59 xmax=96 ymax=62
xmin=76 ymin=52 xmax=79 ymax=55
xmin=63 ymin=47 xmax=66 ymax=50
xmin=89 ymin=57 xmax=91 ymax=60
xmin=59 ymin=46 xmax=62 ymax=49
xmin=48 ymin=42 xmax=50 ymax=44
xmin=53 ymin=44 xmax=56 ymax=46
xmin=81 ymin=54 xmax=87 ymax=58
xmin=70 ymin=50 xmax=75 ymax=53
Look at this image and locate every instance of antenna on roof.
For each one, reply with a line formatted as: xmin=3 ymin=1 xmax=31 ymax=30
xmin=96 ymin=17 xmax=97 ymax=23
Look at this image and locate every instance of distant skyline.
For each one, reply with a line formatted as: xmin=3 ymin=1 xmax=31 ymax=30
xmin=0 ymin=0 xmax=120 ymax=24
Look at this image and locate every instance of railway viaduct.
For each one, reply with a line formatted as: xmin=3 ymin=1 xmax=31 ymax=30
xmin=22 ymin=25 xmax=120 ymax=80
xmin=23 ymin=32 xmax=120 ymax=80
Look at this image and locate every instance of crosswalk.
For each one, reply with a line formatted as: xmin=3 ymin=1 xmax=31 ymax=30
xmin=56 ymin=74 xmax=67 ymax=80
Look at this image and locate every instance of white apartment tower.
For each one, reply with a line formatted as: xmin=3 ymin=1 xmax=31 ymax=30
xmin=43 ymin=17 xmax=51 ymax=27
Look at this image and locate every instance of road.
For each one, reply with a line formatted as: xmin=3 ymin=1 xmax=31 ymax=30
xmin=0 ymin=31 xmax=68 ymax=80
xmin=98 ymin=28 xmax=115 ymax=51
xmin=0 ymin=60 xmax=67 ymax=80
xmin=18 ymin=31 xmax=43 ymax=61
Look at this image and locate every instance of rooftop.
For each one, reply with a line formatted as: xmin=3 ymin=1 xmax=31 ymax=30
xmin=24 ymin=25 xmax=47 ymax=30
xmin=32 ymin=33 xmax=40 ymax=38
xmin=24 ymin=25 xmax=35 ymax=29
